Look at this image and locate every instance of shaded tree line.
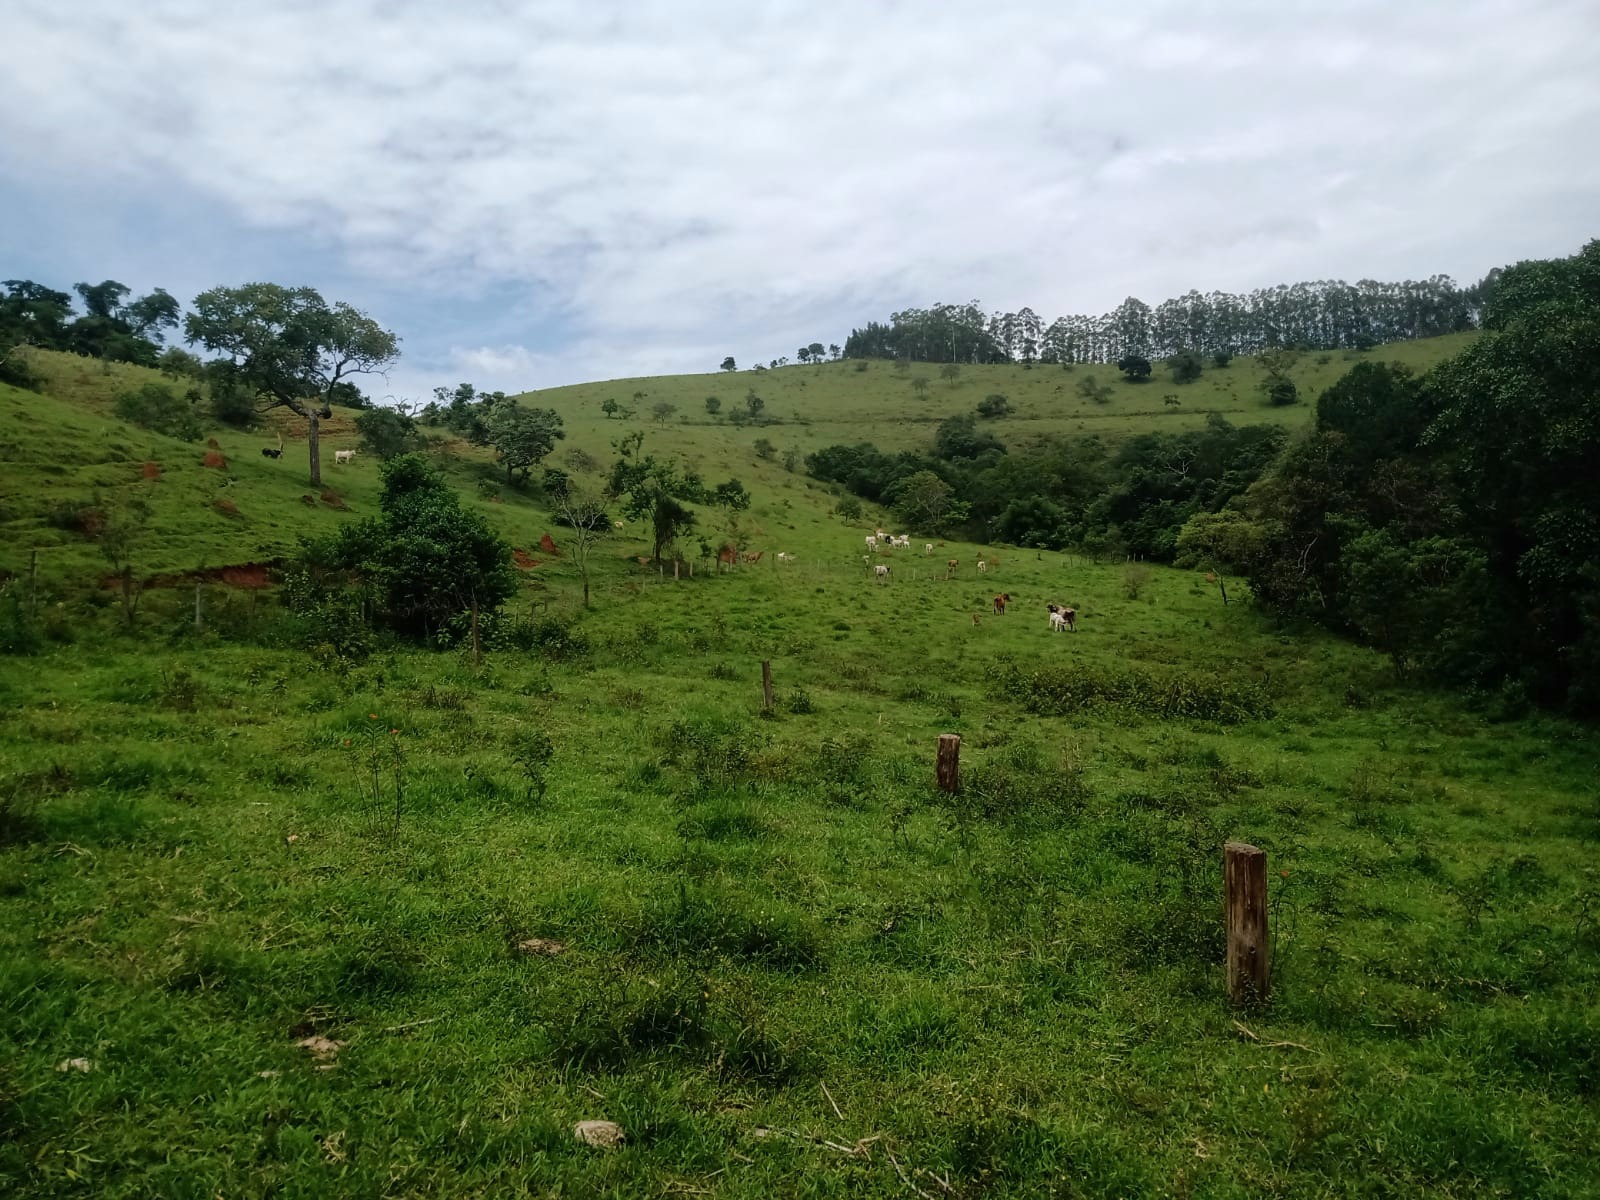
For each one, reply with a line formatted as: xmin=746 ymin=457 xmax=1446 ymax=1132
xmin=806 ymin=412 xmax=1283 ymax=560
xmin=1 ymin=277 xmax=181 ymax=384
xmin=1182 ymin=239 xmax=1600 ymax=712
xmin=843 ymin=272 xmax=1482 ymax=365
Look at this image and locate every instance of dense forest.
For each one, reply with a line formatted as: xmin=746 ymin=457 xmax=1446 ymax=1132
xmin=817 ymin=239 xmax=1600 ymax=712
xmin=843 ymin=275 xmax=1481 ymax=364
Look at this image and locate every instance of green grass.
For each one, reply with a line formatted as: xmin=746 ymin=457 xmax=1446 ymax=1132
xmin=4 ymin=332 xmax=1598 ymax=1198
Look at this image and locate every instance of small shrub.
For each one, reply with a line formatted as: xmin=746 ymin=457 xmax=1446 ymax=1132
xmin=115 ymin=382 xmax=204 ymax=441
xmin=1123 ymin=564 xmax=1152 ymax=599
xmin=785 ymin=688 xmax=815 ymax=715
xmin=509 ymin=728 xmax=554 ymax=801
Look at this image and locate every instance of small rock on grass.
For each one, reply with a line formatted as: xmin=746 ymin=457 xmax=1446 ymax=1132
xmin=518 ymin=938 xmax=566 ymax=956
xmin=574 ymin=1120 xmax=624 ymax=1148
xmin=55 ymin=1058 xmax=94 ymax=1073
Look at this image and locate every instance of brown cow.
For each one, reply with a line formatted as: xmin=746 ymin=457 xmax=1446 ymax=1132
xmin=945 ymin=558 xmax=959 ymax=579
xmin=992 ymin=592 xmax=1011 ymax=615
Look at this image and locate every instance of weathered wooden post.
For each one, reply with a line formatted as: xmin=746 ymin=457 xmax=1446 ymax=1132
xmin=936 ymin=733 xmax=961 ymax=793
xmin=28 ymin=548 xmax=38 ymax=617
xmin=1225 ymin=841 xmax=1269 ymax=1006
xmin=761 ymin=660 xmax=773 ymax=711
xmin=674 ymin=559 xmax=680 ymax=580
xmin=470 ymin=594 xmax=482 ymax=666
xmin=194 ymin=581 xmax=203 ymax=633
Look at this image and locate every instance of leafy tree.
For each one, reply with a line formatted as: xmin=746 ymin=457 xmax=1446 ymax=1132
xmin=808 ymin=342 xmax=825 ymax=363
xmin=1212 ymin=350 xmax=1233 ymax=368
xmin=753 ymin=437 xmax=775 ymax=460
xmin=712 ymin=479 xmax=752 ymax=511
xmin=114 ymin=381 xmax=203 ymax=441
xmin=1168 ymin=349 xmax=1204 ymax=384
xmin=1117 ymin=354 xmax=1152 ymax=382
xmin=555 ymin=482 xmax=610 ymax=607
xmin=834 ymin=495 xmax=863 ymax=521
xmin=100 ymin=495 xmax=152 ymax=628
xmin=781 ymin=448 xmax=800 ymax=473
xmin=488 ymin=404 xmax=564 ymax=484
xmin=994 ymin=495 xmax=1069 ymax=548
xmin=797 ymin=347 xmax=811 ymax=365
xmin=976 ymin=393 xmax=1011 ymax=418
xmin=935 ymin=414 xmax=1004 ymax=461
xmin=828 ymin=343 xmax=841 ymax=361
xmin=889 ymin=469 xmax=968 ymax=532
xmin=720 ymin=356 xmax=737 ymax=372
xmin=204 ymin=361 xmax=258 ymax=427
xmin=745 ymin=391 xmax=764 ymax=420
xmin=939 ymin=363 xmax=961 ymax=386
xmin=911 ymin=375 xmax=930 ymax=397
xmin=74 ymin=280 xmax=131 ymax=320
xmin=652 ymin=400 xmax=677 ymax=424
xmin=355 ymin=406 xmax=424 ymax=460
xmin=1264 ymin=375 xmax=1298 ymax=406
xmin=123 ymin=289 xmax=181 ymax=342
xmin=304 ymin=454 xmax=516 ymax=639
xmin=185 ymin=283 xmax=399 ymax=485
xmin=601 ymin=397 xmax=620 ymax=419
xmin=704 ymin=395 xmax=721 ymax=417
xmin=606 ymin=434 xmax=700 ymax=563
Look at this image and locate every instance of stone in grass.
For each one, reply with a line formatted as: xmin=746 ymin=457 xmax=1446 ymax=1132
xmin=55 ymin=1058 xmax=94 ymax=1073
xmin=574 ymin=1120 xmax=625 ymax=1148
xmin=517 ymin=938 xmax=566 ymax=957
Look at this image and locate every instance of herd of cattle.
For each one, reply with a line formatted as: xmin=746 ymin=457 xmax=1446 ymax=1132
xmin=853 ymin=528 xmax=1079 ymax=632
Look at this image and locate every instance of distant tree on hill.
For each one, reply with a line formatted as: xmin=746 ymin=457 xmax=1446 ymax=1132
xmin=355 ymin=406 xmax=425 ymax=460
xmin=797 ymin=347 xmax=811 ymax=364
xmin=753 ymin=437 xmax=775 ymax=459
xmin=720 ymin=356 xmax=736 ymax=372
xmin=1212 ymin=349 xmax=1233 ymax=367
xmin=808 ymin=342 xmax=825 ymax=363
xmin=704 ymin=396 xmax=721 ymax=418
xmin=911 ymin=375 xmax=931 ymax=397
xmin=1264 ymin=375 xmax=1298 ymax=406
xmin=606 ymin=432 xmax=699 ymax=563
xmin=652 ymin=400 xmax=677 ymax=424
xmin=123 ymin=289 xmax=181 ymax=343
xmin=601 ymin=397 xmax=620 ymax=418
xmin=940 ymin=363 xmax=961 ymax=386
xmin=712 ymin=479 xmax=752 ymax=511
xmin=745 ymin=391 xmax=764 ymax=420
xmin=555 ymin=481 xmax=610 ymax=608
xmin=1117 ymin=354 xmax=1152 ymax=382
xmin=828 ymin=343 xmax=841 ymax=361
xmin=488 ymin=404 xmax=564 ymax=485
xmin=114 ymin=381 xmax=203 ymax=441
xmin=185 ymin=283 xmax=399 ymax=486
xmin=976 ymin=393 xmax=1011 ymax=418
xmin=888 ymin=469 xmax=968 ymax=533
xmin=1168 ymin=350 xmax=1204 ymax=384
xmin=781 ymin=448 xmax=800 ymax=472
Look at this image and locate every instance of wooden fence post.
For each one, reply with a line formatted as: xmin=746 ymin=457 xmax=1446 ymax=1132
xmin=761 ymin=660 xmax=773 ymax=711
xmin=470 ymin=594 xmax=481 ymax=666
xmin=936 ymin=733 xmax=961 ymax=793
xmin=28 ymin=548 xmax=38 ymax=617
xmin=1225 ymin=841 xmax=1269 ymax=1006
xmin=194 ymin=582 xmax=203 ymax=633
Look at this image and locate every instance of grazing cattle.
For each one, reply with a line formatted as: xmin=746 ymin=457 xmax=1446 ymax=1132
xmin=925 ymin=543 xmax=933 ymax=555
xmin=776 ymin=552 xmax=795 ymax=563
xmin=334 ymin=449 xmax=356 ymax=465
xmin=874 ymin=564 xmax=891 ymax=581
xmin=992 ymin=592 xmax=1011 ymax=615
xmin=1047 ymin=603 xmax=1077 ymax=632
xmin=977 ymin=559 xmax=988 ymax=574
xmin=261 ymin=447 xmax=282 ymax=459
xmin=972 ymin=613 xmax=981 ymax=626
xmin=743 ymin=551 xmax=764 ymax=564
xmin=1049 ymin=610 xmax=1068 ymax=632
xmin=717 ymin=543 xmax=739 ymax=566
xmin=945 ymin=558 xmax=959 ymax=579
xmin=865 ymin=535 xmax=878 ymax=552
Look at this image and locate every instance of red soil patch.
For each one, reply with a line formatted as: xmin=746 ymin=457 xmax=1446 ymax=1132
xmin=213 ymin=497 xmax=240 ymax=517
xmin=100 ymin=560 xmax=278 ymax=591
xmin=512 ymin=549 xmax=542 ymax=569
xmin=539 ymin=533 xmax=560 ymax=555
xmin=203 ymin=450 xmax=227 ymax=469
xmin=141 ymin=461 xmax=161 ymax=480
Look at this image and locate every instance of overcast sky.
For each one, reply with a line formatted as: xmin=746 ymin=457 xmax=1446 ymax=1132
xmin=4 ymin=0 xmax=1597 ymax=399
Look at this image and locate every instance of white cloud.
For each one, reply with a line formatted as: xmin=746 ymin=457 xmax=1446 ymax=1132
xmin=5 ymin=0 xmax=1598 ymax=388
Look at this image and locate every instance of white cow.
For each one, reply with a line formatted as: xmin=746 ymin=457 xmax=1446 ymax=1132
xmin=1049 ymin=610 xmax=1068 ymax=632
xmin=777 ymin=552 xmax=795 ymax=563
xmin=977 ymin=559 xmax=988 ymax=574
xmin=924 ymin=543 xmax=933 ymax=555
xmin=865 ymin=535 xmax=878 ymax=552
xmin=334 ymin=449 xmax=357 ymax=465
xmin=874 ymin=564 xmax=891 ymax=581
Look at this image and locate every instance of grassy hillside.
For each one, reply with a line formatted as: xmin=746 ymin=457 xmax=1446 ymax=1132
xmin=4 ymin=330 xmax=1597 ymax=1198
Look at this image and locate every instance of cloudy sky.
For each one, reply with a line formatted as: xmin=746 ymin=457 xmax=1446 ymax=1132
xmin=4 ymin=0 xmax=1597 ymax=399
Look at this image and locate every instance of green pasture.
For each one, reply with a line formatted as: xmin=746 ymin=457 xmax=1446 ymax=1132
xmin=2 ymin=334 xmax=1597 ymax=1198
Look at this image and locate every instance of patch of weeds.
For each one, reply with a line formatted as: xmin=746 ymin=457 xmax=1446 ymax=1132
xmin=677 ymin=794 xmax=768 ymax=842
xmin=783 ymin=687 xmax=814 ymax=715
xmin=707 ymin=661 xmax=738 ymax=682
xmin=630 ymin=883 xmax=821 ymax=970
xmin=508 ymin=728 xmax=554 ymax=802
xmin=657 ymin=714 xmax=766 ymax=792
xmin=988 ymin=655 xmax=1272 ymax=723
